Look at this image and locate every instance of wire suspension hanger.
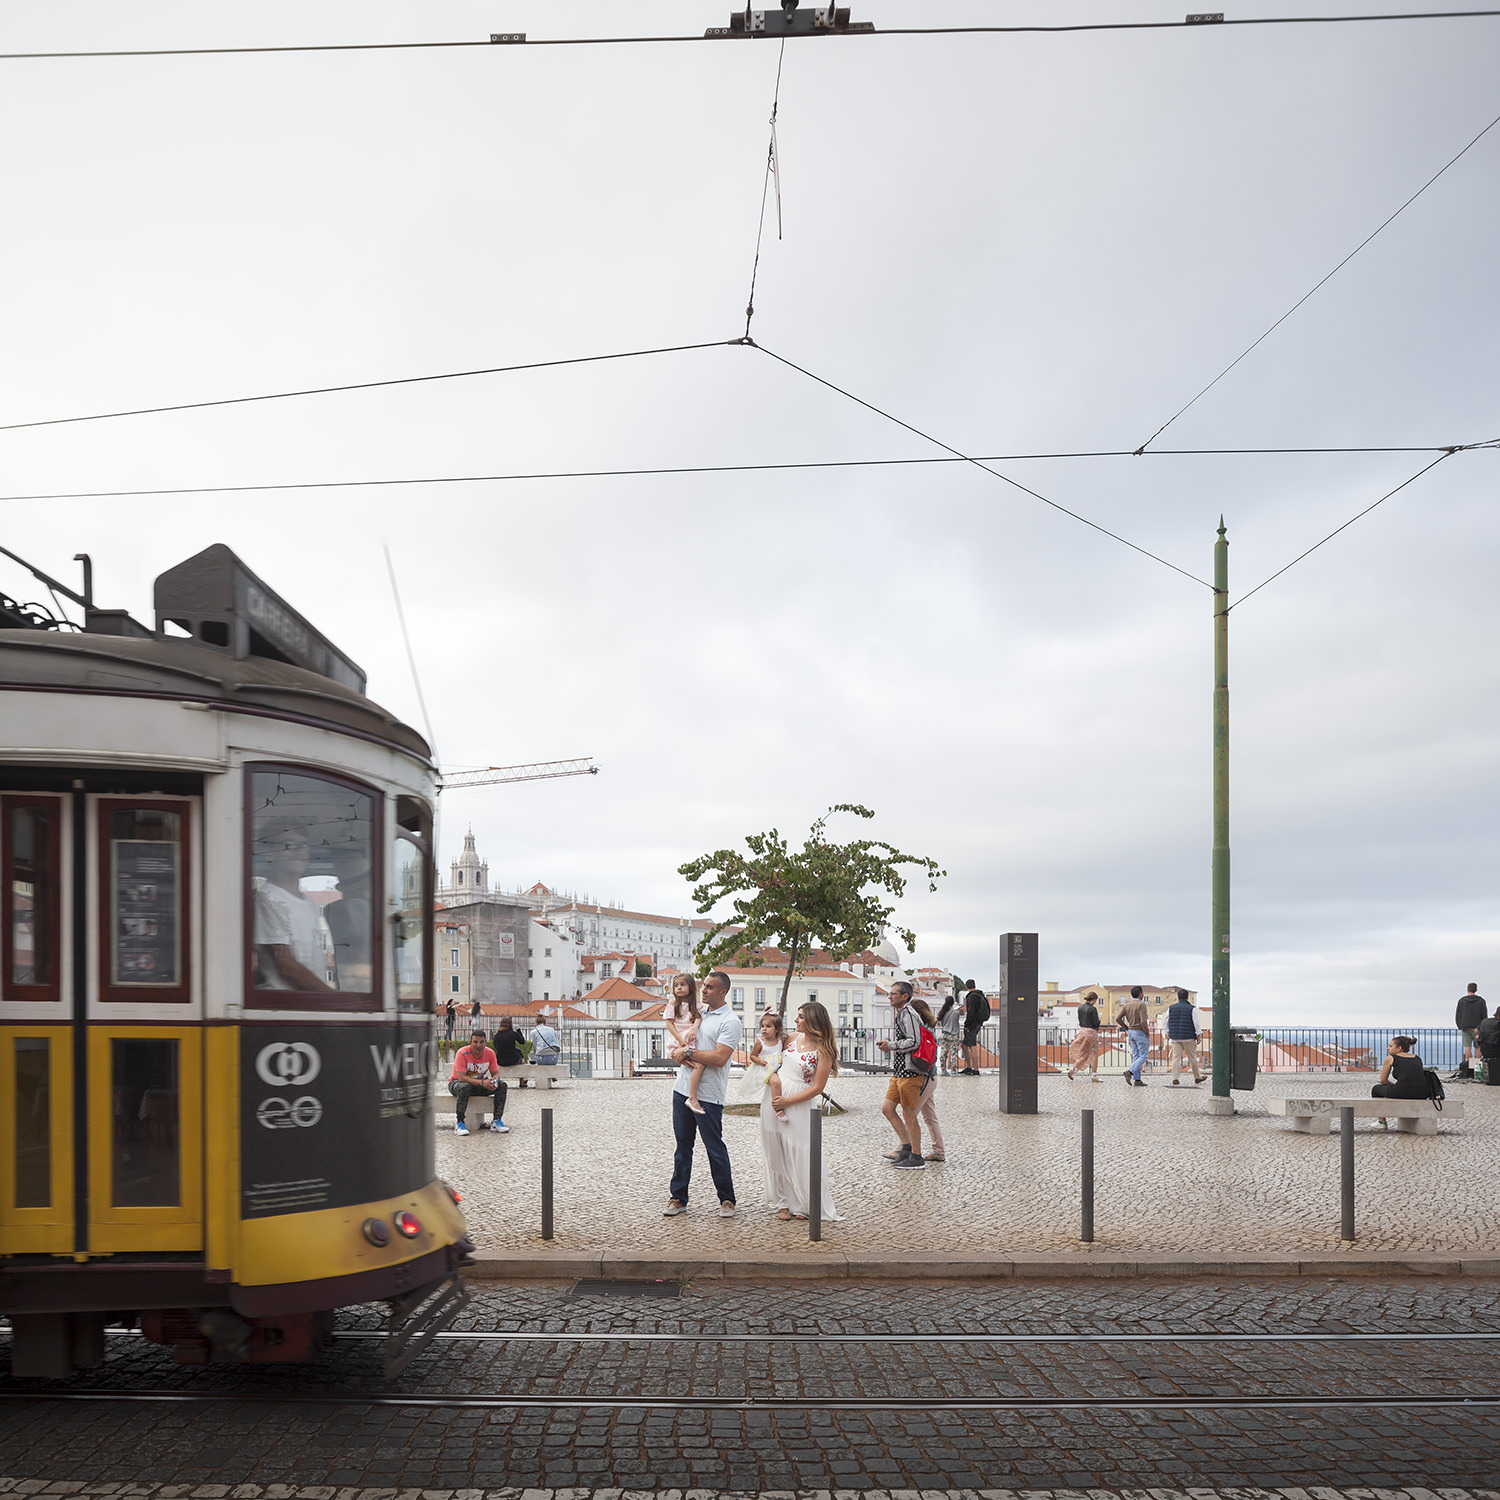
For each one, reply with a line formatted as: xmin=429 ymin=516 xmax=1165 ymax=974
xmin=744 ymin=39 xmax=788 ymax=338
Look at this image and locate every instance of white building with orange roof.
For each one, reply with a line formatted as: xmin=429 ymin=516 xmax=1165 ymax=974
xmin=436 ymin=836 xmax=714 ymax=969
xmin=713 ymin=965 xmax=878 ymax=1030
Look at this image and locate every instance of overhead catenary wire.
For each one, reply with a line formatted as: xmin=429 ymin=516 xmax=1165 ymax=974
xmin=4 ymin=441 xmax=1491 ymax=505
xmin=3 ymin=10 xmax=1499 ymax=60
xmin=1136 ymin=101 xmax=1500 ymax=453
xmin=0 ymin=340 xmax=737 ymax=434
xmin=751 ymin=342 xmax=1215 ymax=589
xmin=1227 ymin=447 xmax=1485 ymax=608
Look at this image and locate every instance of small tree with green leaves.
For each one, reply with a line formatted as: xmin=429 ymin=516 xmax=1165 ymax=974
xmin=678 ymin=804 xmax=945 ymax=1019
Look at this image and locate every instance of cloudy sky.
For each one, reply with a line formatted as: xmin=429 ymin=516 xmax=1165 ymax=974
xmin=2 ymin=1 xmax=1497 ymax=1025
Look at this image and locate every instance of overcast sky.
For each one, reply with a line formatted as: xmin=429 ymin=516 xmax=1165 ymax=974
xmin=2 ymin=1 xmax=1497 ymax=1025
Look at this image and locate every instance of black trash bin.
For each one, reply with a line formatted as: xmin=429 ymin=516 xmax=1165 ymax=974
xmin=1230 ymin=1028 xmax=1259 ymax=1091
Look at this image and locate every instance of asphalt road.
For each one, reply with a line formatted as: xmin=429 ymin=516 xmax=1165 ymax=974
xmin=3 ymin=1277 xmax=1499 ymax=1490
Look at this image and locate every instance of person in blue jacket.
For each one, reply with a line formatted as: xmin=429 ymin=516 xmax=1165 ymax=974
xmin=1166 ymin=988 xmax=1205 ymax=1086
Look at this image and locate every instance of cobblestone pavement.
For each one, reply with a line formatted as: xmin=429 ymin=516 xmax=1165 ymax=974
xmin=3 ymin=1487 xmax=1499 ymax=1500
xmin=438 ymin=1075 xmax=1500 ymax=1258
xmin=3 ymin=1281 xmax=1498 ymax=1489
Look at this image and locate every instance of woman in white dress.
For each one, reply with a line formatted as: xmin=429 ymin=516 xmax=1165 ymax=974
xmin=760 ymin=1000 xmax=842 ymax=1223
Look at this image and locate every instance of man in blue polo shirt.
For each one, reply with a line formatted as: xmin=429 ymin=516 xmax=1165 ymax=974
xmin=663 ymin=970 xmax=743 ymax=1218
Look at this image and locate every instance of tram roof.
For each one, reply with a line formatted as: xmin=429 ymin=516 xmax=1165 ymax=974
xmin=0 ymin=629 xmax=433 ymax=764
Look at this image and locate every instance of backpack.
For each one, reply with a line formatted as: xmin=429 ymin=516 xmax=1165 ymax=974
xmin=969 ymin=991 xmax=991 ymax=1026
xmin=1423 ymin=1069 xmax=1446 ymax=1110
xmin=911 ymin=1023 xmax=937 ymax=1075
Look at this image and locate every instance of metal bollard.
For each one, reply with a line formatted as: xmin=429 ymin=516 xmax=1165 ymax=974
xmin=542 ymin=1106 xmax=554 ymax=1242
xmin=1340 ymin=1105 xmax=1354 ymax=1241
xmin=1081 ymin=1108 xmax=1095 ymax=1243
xmin=809 ymin=1106 xmax=823 ymax=1243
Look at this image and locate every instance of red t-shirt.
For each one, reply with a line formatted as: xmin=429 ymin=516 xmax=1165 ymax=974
xmin=450 ymin=1045 xmax=497 ymax=1083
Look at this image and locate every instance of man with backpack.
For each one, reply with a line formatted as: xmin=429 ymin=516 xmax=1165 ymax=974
xmin=1450 ymin=983 xmax=1488 ymax=1082
xmin=961 ymin=979 xmax=989 ymax=1075
xmin=877 ymin=981 xmax=930 ymax=1168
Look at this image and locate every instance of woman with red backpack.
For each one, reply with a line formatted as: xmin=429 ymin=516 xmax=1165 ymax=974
xmin=909 ymin=997 xmax=947 ymax=1163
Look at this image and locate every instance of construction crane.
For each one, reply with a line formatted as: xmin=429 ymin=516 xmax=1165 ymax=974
xmin=441 ymin=757 xmax=598 ymax=790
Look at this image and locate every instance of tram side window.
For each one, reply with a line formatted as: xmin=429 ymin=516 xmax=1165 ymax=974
xmin=14 ymin=1037 xmax=51 ymax=1208
xmin=395 ymin=795 xmax=433 ymax=1013
xmin=4 ymin=799 xmax=59 ymax=1000
xmin=110 ymin=1037 xmax=178 ymax=1207
xmin=249 ymin=770 xmax=376 ymax=999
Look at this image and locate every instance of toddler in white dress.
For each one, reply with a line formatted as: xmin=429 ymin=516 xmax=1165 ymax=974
xmin=742 ymin=1010 xmax=788 ymax=1121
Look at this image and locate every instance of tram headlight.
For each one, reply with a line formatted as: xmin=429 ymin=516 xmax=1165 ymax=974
xmin=393 ymin=1210 xmax=422 ymax=1238
xmin=362 ymin=1217 xmax=391 ymax=1247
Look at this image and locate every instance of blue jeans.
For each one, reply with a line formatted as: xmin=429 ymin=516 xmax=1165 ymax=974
xmin=1127 ymin=1029 xmax=1150 ymax=1080
xmin=669 ymin=1091 xmax=736 ymax=1206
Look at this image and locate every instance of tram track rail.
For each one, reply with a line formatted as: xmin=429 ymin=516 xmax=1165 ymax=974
xmin=0 ymin=1388 xmax=1497 ymax=1414
xmin=328 ymin=1328 xmax=1500 ymax=1345
xmin=8 ymin=1326 xmax=1500 ymax=1416
xmin=82 ymin=1327 xmax=1500 ymax=1346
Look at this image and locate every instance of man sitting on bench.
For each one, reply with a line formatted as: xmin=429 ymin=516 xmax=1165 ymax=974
xmin=1371 ymin=1035 xmax=1426 ymax=1128
xmin=449 ymin=1030 xmax=507 ymax=1135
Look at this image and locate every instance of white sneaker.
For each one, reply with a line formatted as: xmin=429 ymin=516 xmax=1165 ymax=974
xmin=492 ymin=1120 xmax=511 ymax=1133
xmin=718 ymin=1201 xmax=737 ymax=1218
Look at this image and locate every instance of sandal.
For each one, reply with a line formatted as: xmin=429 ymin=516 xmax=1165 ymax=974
xmin=777 ymin=1208 xmax=793 ymax=1221
xmin=926 ymin=1153 xmax=946 ymax=1162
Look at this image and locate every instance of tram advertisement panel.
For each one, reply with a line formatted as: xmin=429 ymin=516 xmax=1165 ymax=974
xmin=239 ymin=1025 xmax=436 ymax=1218
xmin=113 ymin=840 xmax=180 ymax=983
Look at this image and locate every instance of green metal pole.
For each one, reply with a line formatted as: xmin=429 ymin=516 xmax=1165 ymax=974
xmin=1210 ymin=519 xmax=1233 ymax=1112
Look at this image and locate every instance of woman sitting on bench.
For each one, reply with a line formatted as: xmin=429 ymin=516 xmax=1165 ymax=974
xmin=1371 ymin=1035 xmax=1426 ymax=1127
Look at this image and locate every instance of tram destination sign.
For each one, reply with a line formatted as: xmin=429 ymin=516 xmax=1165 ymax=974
xmin=153 ymin=543 xmax=367 ymax=694
xmin=240 ymin=1024 xmax=435 ymax=1218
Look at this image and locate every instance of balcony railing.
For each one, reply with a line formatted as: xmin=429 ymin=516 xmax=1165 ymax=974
xmin=441 ymin=1023 xmax=1470 ymax=1077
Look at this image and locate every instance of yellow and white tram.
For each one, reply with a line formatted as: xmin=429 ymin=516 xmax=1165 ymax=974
xmin=0 ymin=544 xmax=471 ymax=1377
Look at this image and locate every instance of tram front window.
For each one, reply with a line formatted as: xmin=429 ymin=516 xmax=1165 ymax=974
xmin=249 ymin=770 xmax=375 ymax=997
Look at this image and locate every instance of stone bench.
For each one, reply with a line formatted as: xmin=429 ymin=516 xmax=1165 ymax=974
xmin=1268 ymin=1096 xmax=1462 ymax=1135
xmin=633 ymin=1057 xmax=682 ymax=1076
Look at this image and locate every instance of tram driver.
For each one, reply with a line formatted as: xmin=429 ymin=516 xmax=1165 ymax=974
xmin=252 ymin=813 xmax=334 ymax=992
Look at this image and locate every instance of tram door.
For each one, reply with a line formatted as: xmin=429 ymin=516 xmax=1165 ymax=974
xmin=0 ymin=791 xmax=203 ymax=1257
xmin=87 ymin=796 xmax=203 ymax=1253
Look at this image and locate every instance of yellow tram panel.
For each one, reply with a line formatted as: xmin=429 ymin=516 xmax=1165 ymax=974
xmin=203 ymin=1023 xmax=241 ymax=1274
xmin=0 ymin=1025 xmax=74 ymax=1255
xmin=86 ymin=1024 xmax=204 ymax=1253
xmin=237 ymin=1179 xmax=466 ymax=1287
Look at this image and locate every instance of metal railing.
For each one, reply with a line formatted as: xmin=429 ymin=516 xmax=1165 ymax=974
xmin=441 ymin=1023 xmax=1471 ymax=1078
xmin=834 ymin=1024 xmax=1468 ymax=1074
